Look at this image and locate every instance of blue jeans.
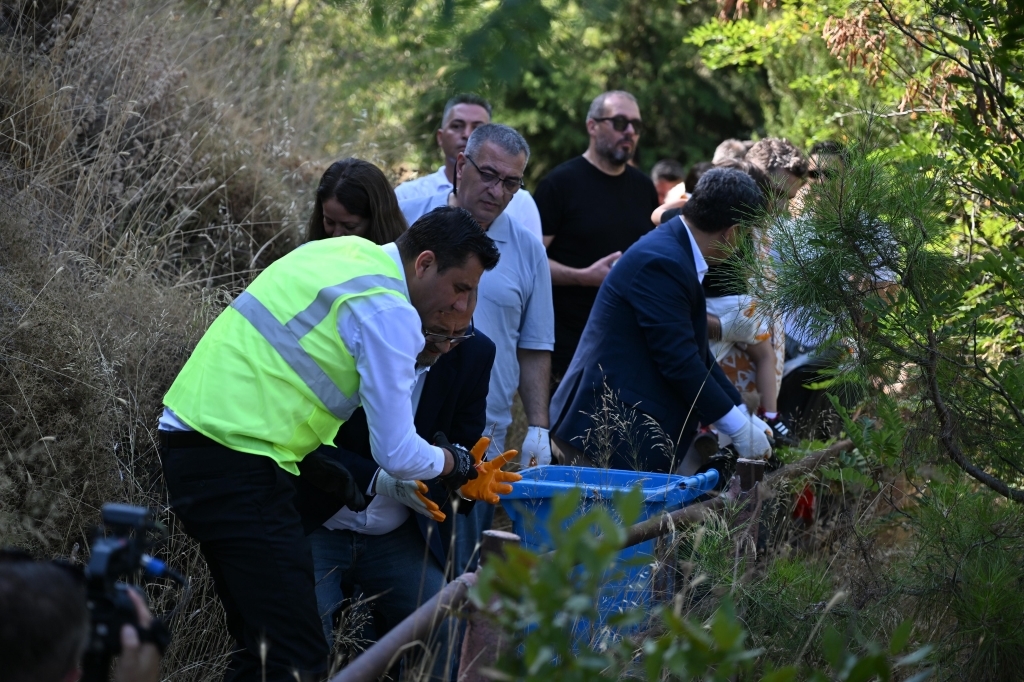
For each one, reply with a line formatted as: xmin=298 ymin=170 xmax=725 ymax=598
xmin=308 ymin=518 xmax=452 ymax=679
xmin=452 ymin=502 xmax=495 ymax=575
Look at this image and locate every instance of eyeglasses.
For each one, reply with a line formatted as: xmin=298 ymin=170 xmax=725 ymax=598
xmin=593 ymin=115 xmax=644 ymax=134
xmin=465 ymin=155 xmax=524 ymax=195
xmin=423 ymin=322 xmax=475 ymax=347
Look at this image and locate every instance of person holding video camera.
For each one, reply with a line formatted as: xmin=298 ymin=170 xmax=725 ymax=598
xmin=0 ymin=554 xmax=160 ymax=682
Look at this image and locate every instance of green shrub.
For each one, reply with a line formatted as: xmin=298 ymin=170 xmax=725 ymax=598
xmin=471 ymin=490 xmax=933 ymax=680
xmin=900 ymin=478 xmax=1024 ymax=680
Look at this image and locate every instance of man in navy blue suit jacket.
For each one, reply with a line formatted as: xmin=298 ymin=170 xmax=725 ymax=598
xmin=293 ymin=329 xmax=495 ymax=655
xmin=549 ymin=168 xmax=773 ymax=473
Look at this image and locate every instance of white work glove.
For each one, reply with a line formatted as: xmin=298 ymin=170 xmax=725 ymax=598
xmin=373 ymin=469 xmax=445 ymax=522
xmin=520 ymin=426 xmax=552 ymax=467
xmin=726 ymin=417 xmax=772 ymax=461
xmin=749 ymin=414 xmax=774 ymax=444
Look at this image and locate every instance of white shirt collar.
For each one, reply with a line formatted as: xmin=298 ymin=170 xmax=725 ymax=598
xmin=431 ymin=166 xmax=453 ymax=190
xmin=381 ymin=242 xmax=411 ymax=299
xmin=680 ymin=218 xmax=709 ymax=284
xmin=382 ymin=242 xmax=432 ymax=375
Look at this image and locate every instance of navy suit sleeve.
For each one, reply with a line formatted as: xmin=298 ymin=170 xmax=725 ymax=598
xmin=329 ymin=446 xmax=380 ymax=494
xmin=425 ymin=333 xmax=495 ymax=514
xmin=710 ymin=358 xmax=743 ymax=407
xmin=293 ymin=442 xmax=377 ymax=534
xmin=627 ymin=257 xmax=740 ymax=423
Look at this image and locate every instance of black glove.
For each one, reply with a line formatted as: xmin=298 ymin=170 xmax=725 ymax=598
xmin=696 ymin=444 xmax=739 ymax=491
xmin=434 ymin=431 xmax=479 ymax=490
xmin=299 ymin=450 xmax=368 ymax=512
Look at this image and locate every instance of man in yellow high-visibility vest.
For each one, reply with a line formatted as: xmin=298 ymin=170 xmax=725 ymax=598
xmin=157 ymin=207 xmax=499 ymax=682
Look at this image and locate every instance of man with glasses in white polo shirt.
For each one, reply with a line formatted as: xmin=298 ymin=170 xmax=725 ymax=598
xmin=395 ymin=93 xmax=544 ymax=243
xmin=400 ymin=123 xmax=555 ymax=574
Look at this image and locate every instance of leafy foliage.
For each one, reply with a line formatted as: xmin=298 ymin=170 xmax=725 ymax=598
xmin=899 ymin=479 xmax=1024 ymax=679
xmin=269 ymin=0 xmax=768 ymax=182
xmin=471 ymin=490 xmax=933 ymax=679
xmin=743 ymin=136 xmax=1024 ymax=503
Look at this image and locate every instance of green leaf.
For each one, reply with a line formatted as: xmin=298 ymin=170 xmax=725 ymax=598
xmin=894 ymin=645 xmax=934 ymax=667
xmin=822 ymin=626 xmax=846 ymax=668
xmin=760 ymin=667 xmax=799 ymax=682
xmin=614 ymin=485 xmax=644 ymax=527
xmin=889 ymin=619 xmax=914 ymax=655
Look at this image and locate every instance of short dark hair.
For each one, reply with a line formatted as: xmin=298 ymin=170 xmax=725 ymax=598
xmin=586 ymin=90 xmax=638 ymax=121
xmin=307 ymin=158 xmax=407 ymax=244
xmin=442 ymin=94 xmax=492 ymax=127
xmin=684 ymin=161 xmax=715 ymax=192
xmin=650 ymin=159 xmax=685 ymax=183
xmin=714 ymin=157 xmax=774 ymax=196
xmin=809 ymin=140 xmax=849 ymax=163
xmin=810 ymin=140 xmax=846 ymax=156
xmin=465 ymin=123 xmax=531 ymax=164
xmin=396 ymin=206 xmax=501 ymax=273
xmin=0 ymin=555 xmax=89 ymax=682
xmin=681 ymin=167 xmax=764 ymax=234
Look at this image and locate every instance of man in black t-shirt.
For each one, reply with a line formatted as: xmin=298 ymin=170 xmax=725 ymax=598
xmin=535 ymin=90 xmax=659 ymax=380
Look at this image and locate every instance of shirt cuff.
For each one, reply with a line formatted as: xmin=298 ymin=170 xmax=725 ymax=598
xmin=517 ymin=340 xmax=556 ymax=351
xmin=714 ymin=406 xmax=749 ymax=437
xmin=427 ymin=445 xmax=446 ymax=479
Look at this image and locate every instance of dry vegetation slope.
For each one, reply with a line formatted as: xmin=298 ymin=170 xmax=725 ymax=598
xmin=0 ymin=0 xmax=332 ymax=677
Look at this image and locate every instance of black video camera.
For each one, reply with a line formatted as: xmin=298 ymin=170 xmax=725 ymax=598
xmin=81 ymin=504 xmax=185 ymax=682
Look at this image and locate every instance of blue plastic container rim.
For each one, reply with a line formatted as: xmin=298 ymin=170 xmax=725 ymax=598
xmin=503 ymin=466 xmax=718 ymax=507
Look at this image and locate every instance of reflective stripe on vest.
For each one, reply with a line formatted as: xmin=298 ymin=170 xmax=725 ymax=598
xmin=230 ymin=273 xmax=405 ymax=419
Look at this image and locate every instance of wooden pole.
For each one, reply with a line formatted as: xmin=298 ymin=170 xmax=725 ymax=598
xmin=458 ymin=530 xmax=521 ymax=682
xmin=622 ymin=439 xmax=853 ymax=550
xmin=329 ymin=573 xmax=477 ymax=682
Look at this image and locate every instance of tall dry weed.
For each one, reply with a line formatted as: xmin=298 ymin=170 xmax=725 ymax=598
xmin=1 ymin=0 xmax=323 ymax=289
xmin=0 ymin=0 xmax=345 ymax=678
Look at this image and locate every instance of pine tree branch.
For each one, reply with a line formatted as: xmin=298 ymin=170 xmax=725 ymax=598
xmin=923 ymin=323 xmax=1024 ymax=503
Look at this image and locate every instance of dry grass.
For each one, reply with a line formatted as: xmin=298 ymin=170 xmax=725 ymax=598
xmin=0 ymin=0 xmax=353 ymax=678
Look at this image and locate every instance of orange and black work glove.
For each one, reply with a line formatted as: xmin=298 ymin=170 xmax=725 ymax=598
xmin=459 ymin=437 xmax=523 ymax=505
xmin=435 ymin=431 xmax=479 ymax=491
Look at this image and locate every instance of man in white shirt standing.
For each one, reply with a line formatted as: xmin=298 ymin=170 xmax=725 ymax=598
xmin=395 ymin=94 xmax=544 ymax=243
xmin=400 ymin=124 xmax=555 ymax=573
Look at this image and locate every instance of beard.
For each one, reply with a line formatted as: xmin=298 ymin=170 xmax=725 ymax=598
xmin=596 ymin=137 xmax=634 ymax=166
xmin=416 ymin=352 xmax=440 ymax=368
xmin=416 ymin=343 xmax=445 ymax=367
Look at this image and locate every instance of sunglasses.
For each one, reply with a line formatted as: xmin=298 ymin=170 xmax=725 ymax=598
xmin=593 ymin=115 xmax=644 ymax=134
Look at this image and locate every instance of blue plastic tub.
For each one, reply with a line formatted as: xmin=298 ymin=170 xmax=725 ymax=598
xmin=500 ymin=466 xmax=718 ymax=640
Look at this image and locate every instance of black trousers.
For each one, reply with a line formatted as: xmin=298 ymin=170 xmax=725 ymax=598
xmin=160 ymin=436 xmax=329 ymax=682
